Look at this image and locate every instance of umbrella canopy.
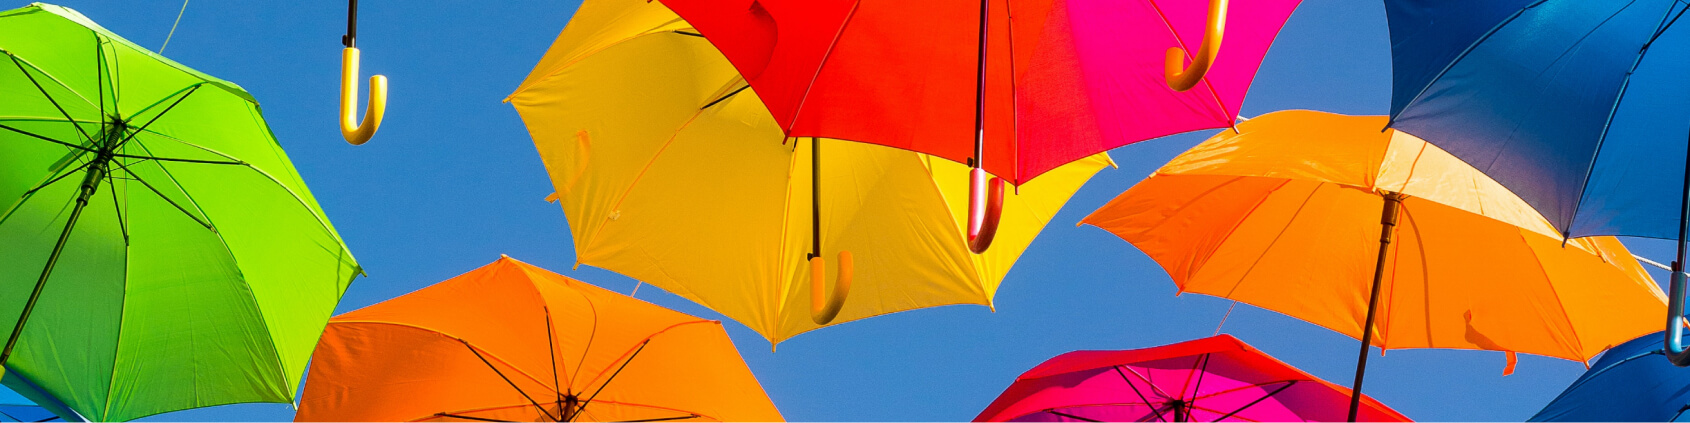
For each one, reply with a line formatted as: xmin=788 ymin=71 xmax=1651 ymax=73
xmin=974 ymin=335 xmax=1411 ymax=422
xmin=1082 ymin=110 xmax=1665 ymax=363
xmin=0 ymin=404 xmax=57 ymax=422
xmin=1383 ymin=0 xmax=1690 ymax=240
xmin=1530 ymin=331 xmax=1690 ymax=422
xmin=508 ymin=0 xmax=1111 ymax=344
xmin=0 ymin=4 xmax=360 ymax=421
xmin=295 ymin=256 xmax=783 ymax=422
xmin=654 ymin=0 xmax=1301 ymax=185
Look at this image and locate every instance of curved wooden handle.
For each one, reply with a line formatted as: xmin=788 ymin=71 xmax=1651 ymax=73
xmin=1165 ymin=0 xmax=1228 ymax=92
xmin=340 ymin=47 xmax=387 ymax=145
xmin=968 ymin=168 xmax=1004 ymax=254
xmin=809 ymin=251 xmax=853 ymax=325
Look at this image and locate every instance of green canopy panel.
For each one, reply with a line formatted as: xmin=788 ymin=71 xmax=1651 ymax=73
xmin=0 ymin=3 xmax=361 ymax=421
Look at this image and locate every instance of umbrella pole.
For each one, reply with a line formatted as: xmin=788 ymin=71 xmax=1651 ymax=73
xmin=1667 ymin=127 xmax=1690 ymax=366
xmin=1348 ymin=192 xmax=1403 ymax=422
xmin=0 ymin=155 xmax=110 ymax=371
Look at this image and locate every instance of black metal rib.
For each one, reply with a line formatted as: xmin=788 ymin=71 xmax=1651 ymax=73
xmin=0 ymin=123 xmax=96 ymax=152
xmin=433 ymin=412 xmax=508 ymax=422
xmin=544 ymin=307 xmax=566 ymax=415
xmin=1047 ymin=410 xmax=1103 ymax=422
xmin=672 ymin=30 xmax=704 ymax=37
xmin=617 ymin=414 xmax=701 ymax=423
xmin=574 ymin=340 xmax=650 ymax=421
xmin=1211 ymin=380 xmax=1297 ymax=422
xmin=111 ymin=85 xmax=199 ymax=151
xmin=110 ymin=154 xmax=242 ymax=166
xmin=112 ymin=163 xmax=212 ymax=229
xmin=1115 ymin=366 xmax=1168 ymax=423
xmin=1186 ymin=354 xmax=1212 ymax=413
xmin=700 ymin=84 xmax=750 ymax=110
xmin=459 ymin=339 xmax=560 ymax=422
xmin=9 ymin=55 xmax=95 ymax=144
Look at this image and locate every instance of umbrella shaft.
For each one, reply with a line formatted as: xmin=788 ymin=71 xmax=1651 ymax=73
xmin=1349 ymin=193 xmax=1403 ymax=422
xmin=0 ymin=155 xmax=110 ymax=372
xmin=972 ymin=0 xmax=987 ymax=166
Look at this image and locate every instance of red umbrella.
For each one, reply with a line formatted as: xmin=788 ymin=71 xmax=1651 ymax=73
xmin=658 ymin=0 xmax=1302 ymax=253
xmin=975 ymin=335 xmax=1412 ymax=422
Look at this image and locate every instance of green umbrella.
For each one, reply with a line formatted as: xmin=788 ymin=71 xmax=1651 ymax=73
xmin=0 ymin=3 xmax=360 ymax=421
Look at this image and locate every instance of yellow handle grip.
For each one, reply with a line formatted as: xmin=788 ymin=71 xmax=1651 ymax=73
xmin=1165 ymin=0 xmax=1228 ymax=92
xmin=340 ymin=47 xmax=387 ymax=145
xmin=809 ymin=251 xmax=853 ymax=325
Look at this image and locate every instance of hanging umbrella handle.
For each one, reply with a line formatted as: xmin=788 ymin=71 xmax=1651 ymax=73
xmin=968 ymin=168 xmax=1004 ymax=254
xmin=1165 ymin=0 xmax=1228 ymax=92
xmin=810 ymin=252 xmax=853 ymax=325
xmin=1667 ymin=265 xmax=1690 ymax=365
xmin=339 ymin=0 xmax=385 ymax=145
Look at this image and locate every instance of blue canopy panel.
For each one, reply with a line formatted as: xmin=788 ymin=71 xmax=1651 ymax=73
xmin=1385 ymin=0 xmax=1690 ymax=239
xmin=1531 ymin=331 xmax=1690 ymax=422
xmin=0 ymin=404 xmax=57 ymax=422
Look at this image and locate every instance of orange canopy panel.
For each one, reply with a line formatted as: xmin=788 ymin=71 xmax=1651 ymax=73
xmin=1082 ymin=110 xmax=1666 ymax=363
xmin=294 ymin=257 xmax=783 ymax=422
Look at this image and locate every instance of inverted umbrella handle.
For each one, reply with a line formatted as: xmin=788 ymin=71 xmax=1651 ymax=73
xmin=810 ymin=252 xmax=853 ymax=325
xmin=1165 ymin=0 xmax=1228 ymax=92
xmin=339 ymin=0 xmax=385 ymax=145
xmin=968 ymin=168 xmax=1004 ymax=254
xmin=1667 ymin=263 xmax=1690 ymax=365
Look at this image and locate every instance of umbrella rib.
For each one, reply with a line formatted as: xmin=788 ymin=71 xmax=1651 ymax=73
xmin=545 ymin=307 xmax=564 ymax=400
xmin=1565 ymin=1 xmax=1682 ymax=237
xmin=614 ymin=413 xmax=702 ymax=422
xmin=110 ymin=162 xmax=212 ymax=229
xmin=1114 ymin=366 xmax=1170 ymax=423
xmin=1045 ymin=410 xmax=1103 ymax=422
xmin=6 ymin=54 xmax=96 ymax=144
xmin=1222 ymin=182 xmax=1324 ymax=299
xmin=1516 ymin=229 xmax=1590 ymax=359
xmin=459 ymin=339 xmax=561 ymax=422
xmin=137 ymin=132 xmax=355 ymax=252
xmin=1184 ymin=379 xmax=1302 ymax=401
xmin=431 ymin=413 xmax=507 ymax=422
xmin=1186 ymin=353 xmax=1212 ymax=410
xmin=104 ymin=164 xmax=127 ymax=243
xmin=1386 ymin=2 xmax=1537 ymax=125
xmin=0 ymin=122 xmax=96 ymax=152
xmin=109 ymin=154 xmax=242 ymax=165
xmin=0 ymin=158 xmax=94 ymax=228
xmin=781 ymin=0 xmax=862 ymax=134
xmin=111 ymin=85 xmax=201 ymax=151
xmin=574 ymin=340 xmax=650 ymax=421
xmin=698 ymin=84 xmax=750 ymax=110
xmin=1208 ymin=380 xmax=1297 ymax=422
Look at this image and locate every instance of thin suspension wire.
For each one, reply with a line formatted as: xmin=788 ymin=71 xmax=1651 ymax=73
xmin=159 ymin=0 xmax=190 ymax=53
xmin=1214 ymin=301 xmax=1239 ymax=335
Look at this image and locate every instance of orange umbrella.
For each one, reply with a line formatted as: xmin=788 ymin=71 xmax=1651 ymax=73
xmin=1081 ymin=110 xmax=1666 ymax=420
xmin=294 ymin=256 xmax=782 ymax=422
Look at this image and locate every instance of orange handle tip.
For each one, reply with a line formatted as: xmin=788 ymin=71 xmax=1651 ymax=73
xmin=809 ymin=252 xmax=852 ymax=325
xmin=1165 ymin=0 xmax=1228 ymax=92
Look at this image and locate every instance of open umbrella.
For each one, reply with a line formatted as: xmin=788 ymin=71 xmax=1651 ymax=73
xmin=1081 ymin=110 xmax=1666 ymax=420
xmin=974 ymin=335 xmax=1411 ymax=422
xmin=655 ymin=0 xmax=1301 ymax=252
xmin=0 ymin=4 xmax=360 ymax=421
xmin=0 ymin=404 xmax=57 ymax=422
xmin=1530 ymin=332 xmax=1690 ymax=422
xmin=295 ymin=256 xmax=783 ymax=422
xmin=1377 ymin=0 xmax=1690 ymax=362
xmin=507 ymin=0 xmax=1110 ymax=344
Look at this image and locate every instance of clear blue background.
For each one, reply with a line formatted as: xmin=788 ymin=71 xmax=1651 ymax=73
xmin=4 ymin=0 xmax=1682 ymax=421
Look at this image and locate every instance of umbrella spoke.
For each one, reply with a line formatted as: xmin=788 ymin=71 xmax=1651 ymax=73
xmin=0 ymin=158 xmax=94 ymax=228
xmin=574 ymin=340 xmax=650 ymax=421
xmin=1114 ymin=366 xmax=1169 ymax=423
xmin=699 ymin=84 xmax=748 ymax=110
xmin=432 ymin=412 xmax=509 ymax=422
xmin=112 ymin=84 xmax=200 ymax=151
xmin=459 ymin=339 xmax=560 ymax=422
xmin=8 ymin=55 xmax=96 ymax=144
xmin=1209 ymin=380 xmax=1296 ymax=422
xmin=1045 ymin=409 xmax=1103 ymax=422
xmin=104 ymin=166 xmax=127 ymax=243
xmin=1187 ymin=353 xmax=1212 ymax=407
xmin=0 ymin=122 xmax=96 ymax=153
xmin=110 ymin=154 xmax=242 ymax=166
xmin=615 ymin=413 xmax=702 ymax=422
xmin=110 ymin=162 xmax=212 ymax=230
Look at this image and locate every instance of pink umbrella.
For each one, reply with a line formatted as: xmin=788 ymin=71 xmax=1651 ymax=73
xmin=975 ymin=335 xmax=1411 ymax=422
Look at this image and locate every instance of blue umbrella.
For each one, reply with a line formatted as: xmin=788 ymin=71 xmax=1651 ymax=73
xmin=1531 ymin=332 xmax=1690 ymax=422
xmin=1382 ymin=0 xmax=1690 ymax=364
xmin=0 ymin=404 xmax=57 ymax=422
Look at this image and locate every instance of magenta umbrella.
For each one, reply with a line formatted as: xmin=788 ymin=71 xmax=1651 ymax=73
xmin=974 ymin=335 xmax=1412 ymax=422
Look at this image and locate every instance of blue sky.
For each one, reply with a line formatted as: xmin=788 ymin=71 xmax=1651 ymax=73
xmin=6 ymin=0 xmax=1684 ymax=421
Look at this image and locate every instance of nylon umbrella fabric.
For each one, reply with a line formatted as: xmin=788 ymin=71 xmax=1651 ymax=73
xmin=295 ymin=256 xmax=783 ymax=422
xmin=648 ymin=0 xmax=1301 ymax=185
xmin=974 ymin=335 xmax=1411 ymax=422
xmin=0 ymin=404 xmax=57 ymax=422
xmin=1081 ymin=110 xmax=1666 ymax=364
xmin=507 ymin=0 xmax=1111 ymax=344
xmin=1383 ymin=0 xmax=1690 ymax=240
xmin=1530 ymin=331 xmax=1690 ymax=422
xmin=0 ymin=4 xmax=360 ymax=421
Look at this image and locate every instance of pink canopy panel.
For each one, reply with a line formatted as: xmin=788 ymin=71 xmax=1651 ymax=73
xmin=975 ymin=335 xmax=1411 ymax=422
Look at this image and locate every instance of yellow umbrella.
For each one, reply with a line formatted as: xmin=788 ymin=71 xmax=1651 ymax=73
xmin=1081 ymin=110 xmax=1666 ymax=420
xmin=506 ymin=0 xmax=1110 ymax=345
